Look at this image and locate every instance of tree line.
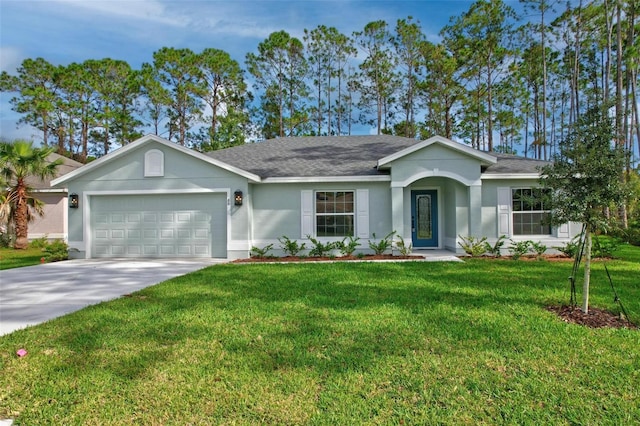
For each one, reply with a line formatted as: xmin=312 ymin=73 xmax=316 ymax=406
xmin=1 ymin=0 xmax=638 ymax=167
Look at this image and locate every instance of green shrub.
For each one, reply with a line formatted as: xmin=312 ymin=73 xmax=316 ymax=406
xmin=530 ymin=241 xmax=548 ymax=260
xmin=0 ymin=231 xmax=14 ymax=248
xmin=278 ymin=236 xmax=305 ymax=257
xmin=483 ymin=235 xmax=507 ymax=257
xmin=250 ymin=244 xmax=274 ymax=259
xmin=29 ymin=236 xmax=49 ymax=249
xmin=622 ymin=227 xmax=640 ymax=247
xmin=368 ymin=231 xmax=396 ymax=255
xmin=509 ymin=240 xmax=532 ymax=260
xmin=42 ymin=240 xmax=68 ymax=262
xmin=554 ymin=236 xmax=581 ymax=258
xmin=335 ymin=236 xmax=360 ymax=257
xmin=458 ymin=235 xmax=487 ymax=257
xmin=395 ymin=235 xmax=413 ymax=256
xmin=592 ymin=236 xmax=621 ymax=258
xmin=306 ymin=236 xmax=335 ymax=257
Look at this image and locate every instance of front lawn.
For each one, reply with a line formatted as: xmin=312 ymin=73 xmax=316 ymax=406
xmin=1 ymin=246 xmax=639 ymax=424
xmin=0 ymin=247 xmax=44 ymax=270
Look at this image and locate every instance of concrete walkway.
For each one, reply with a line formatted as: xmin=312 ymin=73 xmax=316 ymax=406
xmin=0 ymin=258 xmax=226 ymax=336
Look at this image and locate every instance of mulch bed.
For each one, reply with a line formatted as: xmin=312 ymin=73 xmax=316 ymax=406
xmin=546 ymin=305 xmax=637 ymax=329
xmin=233 ymin=254 xmax=418 ymax=263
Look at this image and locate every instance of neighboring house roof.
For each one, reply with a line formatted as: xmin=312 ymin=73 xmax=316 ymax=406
xmin=28 ymin=152 xmax=84 ymax=190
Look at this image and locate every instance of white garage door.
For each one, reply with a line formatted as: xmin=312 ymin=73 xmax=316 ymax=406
xmin=90 ymin=194 xmax=226 ymax=258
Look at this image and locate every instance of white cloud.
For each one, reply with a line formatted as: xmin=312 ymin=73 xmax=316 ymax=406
xmin=0 ymin=47 xmax=24 ymax=73
xmin=50 ymin=0 xmax=190 ymax=27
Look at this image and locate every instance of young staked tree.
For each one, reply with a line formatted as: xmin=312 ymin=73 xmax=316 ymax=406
xmin=540 ymin=104 xmax=628 ymax=313
xmin=0 ymin=140 xmax=62 ymax=249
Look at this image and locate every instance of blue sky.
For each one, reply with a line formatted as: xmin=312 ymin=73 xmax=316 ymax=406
xmin=0 ymin=0 xmax=528 ymax=141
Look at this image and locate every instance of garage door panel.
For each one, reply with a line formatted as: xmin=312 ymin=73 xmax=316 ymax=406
xmin=127 ymin=229 xmax=141 ymax=239
xmin=143 ymin=245 xmax=158 ymax=256
xmin=127 ymin=213 xmax=141 ymax=223
xmin=91 ymin=194 xmax=226 ymax=258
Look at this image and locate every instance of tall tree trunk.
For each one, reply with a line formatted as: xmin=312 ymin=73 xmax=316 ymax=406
xmin=582 ymin=227 xmax=592 ymax=313
xmin=14 ymin=182 xmax=29 ymax=250
xmin=615 ymin=0 xmax=628 ymax=228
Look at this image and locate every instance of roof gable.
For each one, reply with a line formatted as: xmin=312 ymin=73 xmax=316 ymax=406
xmin=377 ymin=135 xmax=497 ymax=168
xmin=51 ymin=134 xmax=260 ymax=187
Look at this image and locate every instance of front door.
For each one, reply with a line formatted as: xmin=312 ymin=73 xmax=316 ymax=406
xmin=411 ymin=190 xmax=438 ymax=248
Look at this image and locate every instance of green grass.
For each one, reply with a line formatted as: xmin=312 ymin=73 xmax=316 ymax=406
xmin=0 ymin=247 xmax=44 ymax=270
xmin=1 ymin=246 xmax=639 ymax=424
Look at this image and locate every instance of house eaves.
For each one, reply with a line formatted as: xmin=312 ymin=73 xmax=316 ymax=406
xmin=259 ymin=175 xmax=391 ymax=184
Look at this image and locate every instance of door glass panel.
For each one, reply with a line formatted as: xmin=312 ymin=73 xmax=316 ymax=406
xmin=416 ymin=195 xmax=432 ymax=239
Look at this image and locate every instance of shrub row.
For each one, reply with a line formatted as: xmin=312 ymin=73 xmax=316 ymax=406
xmin=458 ymin=234 xmax=621 ymax=260
xmin=250 ymin=231 xmax=413 ymax=259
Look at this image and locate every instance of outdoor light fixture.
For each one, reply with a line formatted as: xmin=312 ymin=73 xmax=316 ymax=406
xmin=234 ymin=190 xmax=243 ymax=206
xmin=69 ymin=193 xmax=79 ymax=209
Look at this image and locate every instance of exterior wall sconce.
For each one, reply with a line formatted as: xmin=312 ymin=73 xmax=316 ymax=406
xmin=69 ymin=193 xmax=79 ymax=209
xmin=234 ymin=190 xmax=243 ymax=206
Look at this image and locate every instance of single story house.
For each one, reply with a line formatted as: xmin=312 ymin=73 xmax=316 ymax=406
xmin=51 ymin=134 xmax=580 ymax=259
xmin=26 ymin=153 xmax=83 ymax=241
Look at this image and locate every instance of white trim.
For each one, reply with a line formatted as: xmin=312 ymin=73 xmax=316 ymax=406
xmin=393 ymin=170 xmax=481 ymax=187
xmin=32 ymin=188 xmax=67 ymax=193
xmin=262 ymin=175 xmax=390 ymax=184
xmin=228 ymin=240 xmax=252 ymax=251
xmin=27 ymin=232 xmax=66 ymax=240
xmin=82 ymin=188 xmax=230 ymax=259
xmin=482 ymin=173 xmax=540 ymax=180
xmin=378 ymin=135 xmax=497 ymax=168
xmin=52 ymin=134 xmax=261 ymax=186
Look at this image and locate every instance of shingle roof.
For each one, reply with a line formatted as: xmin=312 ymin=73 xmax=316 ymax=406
xmin=206 ymin=136 xmax=546 ymax=178
xmin=28 ymin=153 xmax=84 ymax=189
xmin=484 ymin=153 xmax=550 ymax=174
xmin=207 ymin=135 xmax=419 ymax=178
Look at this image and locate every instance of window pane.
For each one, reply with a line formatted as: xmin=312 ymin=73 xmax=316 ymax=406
xmin=315 ymin=190 xmax=355 ymax=237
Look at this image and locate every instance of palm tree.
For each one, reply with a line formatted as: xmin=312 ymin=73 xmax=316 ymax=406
xmin=0 ymin=140 xmax=62 ymax=249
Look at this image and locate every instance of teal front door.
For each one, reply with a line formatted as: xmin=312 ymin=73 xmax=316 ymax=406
xmin=411 ymin=190 xmax=438 ymax=248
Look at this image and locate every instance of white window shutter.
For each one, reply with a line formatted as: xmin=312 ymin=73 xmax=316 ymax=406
xmin=497 ymin=187 xmax=511 ymax=236
xmin=301 ymin=190 xmax=313 ymax=238
xmin=356 ymin=189 xmax=369 ymax=239
xmin=556 ymin=223 xmax=569 ymax=238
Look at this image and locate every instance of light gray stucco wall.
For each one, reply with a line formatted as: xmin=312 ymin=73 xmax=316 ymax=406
xmin=63 ymin=141 xmax=250 ymax=259
xmin=481 ymin=178 xmax=581 ymax=252
xmin=250 ymin=181 xmax=391 ymax=255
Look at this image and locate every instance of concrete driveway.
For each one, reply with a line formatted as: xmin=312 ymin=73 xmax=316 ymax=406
xmin=0 ymin=258 xmax=227 ymax=336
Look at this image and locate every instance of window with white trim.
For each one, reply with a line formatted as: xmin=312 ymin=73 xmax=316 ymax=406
xmin=511 ymin=188 xmax=551 ymax=235
xmin=315 ymin=191 xmax=354 ymax=237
